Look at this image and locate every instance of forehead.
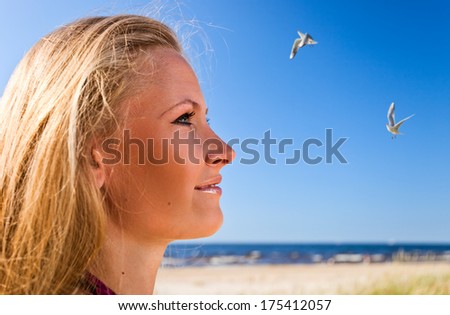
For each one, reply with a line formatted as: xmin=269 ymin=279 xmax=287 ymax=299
xmin=125 ymin=48 xmax=202 ymax=116
xmin=145 ymin=48 xmax=197 ymax=84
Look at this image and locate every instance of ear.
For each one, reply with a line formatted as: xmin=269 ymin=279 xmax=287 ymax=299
xmin=90 ymin=145 xmax=106 ymax=189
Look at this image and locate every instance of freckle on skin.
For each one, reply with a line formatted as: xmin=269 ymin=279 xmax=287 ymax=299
xmin=167 ymin=202 xmax=171 ymax=206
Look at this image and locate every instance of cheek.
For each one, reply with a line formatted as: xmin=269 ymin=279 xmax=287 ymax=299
xmin=109 ymin=162 xmax=198 ymax=211
xmin=170 ymin=128 xmax=204 ymax=165
xmin=102 ymin=125 xmax=219 ymax=240
xmin=153 ymin=132 xmax=203 ymax=202
xmin=104 ymin=145 xmax=204 ymax=238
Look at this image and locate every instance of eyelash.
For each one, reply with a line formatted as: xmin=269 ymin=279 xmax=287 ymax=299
xmin=172 ymin=112 xmax=210 ymax=126
xmin=173 ymin=112 xmax=195 ymax=125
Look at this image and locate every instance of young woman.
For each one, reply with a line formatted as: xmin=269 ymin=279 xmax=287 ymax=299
xmin=0 ymin=14 xmax=234 ymax=294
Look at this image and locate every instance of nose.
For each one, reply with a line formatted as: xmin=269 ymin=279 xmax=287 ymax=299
xmin=204 ymin=133 xmax=236 ymax=166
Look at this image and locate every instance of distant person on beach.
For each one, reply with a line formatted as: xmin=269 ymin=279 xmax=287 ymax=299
xmin=0 ymin=14 xmax=234 ymax=294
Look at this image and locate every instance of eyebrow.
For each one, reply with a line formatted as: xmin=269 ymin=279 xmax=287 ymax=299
xmin=160 ymin=98 xmax=208 ymax=117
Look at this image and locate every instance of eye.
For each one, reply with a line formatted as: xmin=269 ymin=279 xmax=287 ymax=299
xmin=206 ymin=117 xmax=210 ymax=125
xmin=172 ymin=112 xmax=195 ymax=126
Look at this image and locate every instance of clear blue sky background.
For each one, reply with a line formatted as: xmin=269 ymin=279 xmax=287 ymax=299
xmin=1 ymin=0 xmax=449 ymax=243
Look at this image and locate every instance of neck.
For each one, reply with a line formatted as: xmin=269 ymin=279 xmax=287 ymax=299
xmin=90 ymin=221 xmax=170 ymax=294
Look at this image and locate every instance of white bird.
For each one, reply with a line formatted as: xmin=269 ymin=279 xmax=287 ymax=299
xmin=290 ymin=31 xmax=317 ymax=60
xmin=386 ymin=102 xmax=414 ymax=138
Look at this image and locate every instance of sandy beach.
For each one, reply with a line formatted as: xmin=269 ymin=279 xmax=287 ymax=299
xmin=154 ymin=262 xmax=450 ymax=294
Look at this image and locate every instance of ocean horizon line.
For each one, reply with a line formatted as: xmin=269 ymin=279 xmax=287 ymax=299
xmin=164 ymin=242 xmax=450 ymax=267
xmin=170 ymin=241 xmax=450 ymax=246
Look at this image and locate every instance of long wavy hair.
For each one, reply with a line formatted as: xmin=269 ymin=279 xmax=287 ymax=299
xmin=0 ymin=15 xmax=181 ymax=294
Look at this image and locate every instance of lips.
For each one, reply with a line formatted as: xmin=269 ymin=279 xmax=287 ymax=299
xmin=195 ymin=175 xmax=222 ymax=195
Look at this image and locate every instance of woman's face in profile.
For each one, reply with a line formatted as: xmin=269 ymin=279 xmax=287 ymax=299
xmin=103 ymin=48 xmax=234 ymax=242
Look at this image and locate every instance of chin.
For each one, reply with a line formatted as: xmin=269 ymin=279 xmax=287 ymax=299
xmin=203 ymin=206 xmax=224 ymax=234
xmin=181 ymin=208 xmax=223 ymax=240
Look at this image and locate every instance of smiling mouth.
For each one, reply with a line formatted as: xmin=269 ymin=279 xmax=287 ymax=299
xmin=195 ymin=176 xmax=222 ymax=195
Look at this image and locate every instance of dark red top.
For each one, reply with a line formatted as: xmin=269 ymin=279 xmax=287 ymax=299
xmin=86 ymin=273 xmax=116 ymax=295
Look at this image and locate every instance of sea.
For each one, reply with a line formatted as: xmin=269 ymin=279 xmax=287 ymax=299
xmin=162 ymin=243 xmax=450 ymax=267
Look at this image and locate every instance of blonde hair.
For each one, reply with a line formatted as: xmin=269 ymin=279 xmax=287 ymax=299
xmin=0 ymin=15 xmax=181 ymax=294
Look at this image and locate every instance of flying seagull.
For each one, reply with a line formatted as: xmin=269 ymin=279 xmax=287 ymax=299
xmin=290 ymin=31 xmax=317 ymax=60
xmin=386 ymin=102 xmax=414 ymax=139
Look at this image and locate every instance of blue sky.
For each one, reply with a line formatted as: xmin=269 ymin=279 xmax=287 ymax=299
xmin=1 ymin=0 xmax=449 ymax=243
